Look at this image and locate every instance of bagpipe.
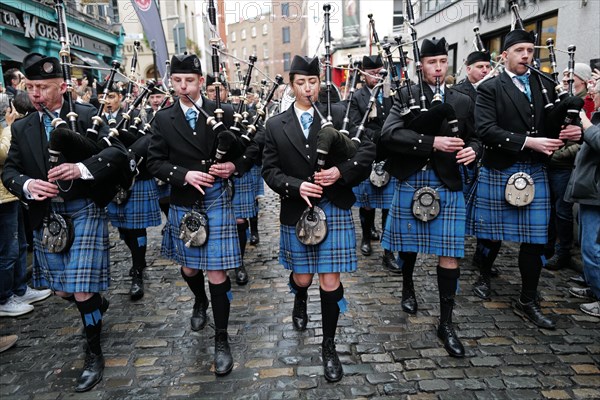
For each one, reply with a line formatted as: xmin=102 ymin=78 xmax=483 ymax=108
xmin=506 ymin=0 xmax=584 ymax=138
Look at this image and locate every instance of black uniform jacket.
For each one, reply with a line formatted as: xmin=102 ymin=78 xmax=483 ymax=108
xmin=262 ymin=102 xmax=376 ymax=225
xmin=453 ymin=78 xmax=478 ymax=103
xmin=475 ymin=71 xmax=557 ymax=170
xmin=349 ymin=85 xmax=393 ymax=140
xmin=147 ymin=96 xmax=259 ymax=207
xmin=379 ymin=84 xmax=479 ymax=191
xmin=2 ymin=101 xmax=129 ymax=229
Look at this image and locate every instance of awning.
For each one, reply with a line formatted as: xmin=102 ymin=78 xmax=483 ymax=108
xmin=70 ymin=50 xmax=113 ymax=72
xmin=0 ymin=42 xmax=28 ymax=63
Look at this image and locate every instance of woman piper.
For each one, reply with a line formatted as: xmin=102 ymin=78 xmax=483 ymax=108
xmin=262 ymin=55 xmax=375 ymax=382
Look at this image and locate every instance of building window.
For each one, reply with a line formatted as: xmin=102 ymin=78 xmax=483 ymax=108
xmin=282 ymin=3 xmax=289 ymax=17
xmin=393 ymin=0 xmax=404 ymax=31
xmin=265 ymin=66 xmax=270 ymax=77
xmin=241 ymin=29 xmax=246 ymax=40
xmin=233 ymin=48 xmax=237 ymax=58
xmin=263 ymin=43 xmax=269 ymax=59
xmin=283 ymin=52 xmax=291 ymax=71
xmin=262 ymin=24 xmax=268 ymax=35
xmin=231 ymin=31 xmax=236 ymax=42
xmin=282 ymin=27 xmax=290 ymax=44
xmin=242 ymin=47 xmax=247 ymax=58
xmin=251 ymin=26 xmax=257 ymax=37
xmin=252 ymin=45 xmax=257 ymax=57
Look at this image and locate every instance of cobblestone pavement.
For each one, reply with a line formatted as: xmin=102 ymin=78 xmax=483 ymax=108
xmin=1 ymin=187 xmax=599 ymax=400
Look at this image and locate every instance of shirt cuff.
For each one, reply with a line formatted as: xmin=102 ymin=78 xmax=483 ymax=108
xmin=76 ymin=162 xmax=94 ymax=180
xmin=521 ymin=136 xmax=528 ymax=151
xmin=23 ymin=179 xmax=34 ymax=200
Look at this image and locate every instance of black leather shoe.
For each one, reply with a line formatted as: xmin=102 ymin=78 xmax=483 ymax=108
xmin=545 ymin=254 xmax=571 ymax=271
xmin=75 ymin=352 xmax=104 ymax=392
xmin=360 ymin=238 xmax=372 ymax=256
xmin=214 ymin=329 xmax=233 ymax=376
xmin=513 ymin=299 xmax=556 ymax=330
xmin=249 ymin=232 xmax=260 ymax=245
xmin=370 ymin=227 xmax=380 ymax=241
xmin=472 ymin=253 xmax=499 ymax=277
xmin=401 ymin=287 xmax=418 ymax=314
xmin=322 ymin=337 xmax=343 ymax=382
xmin=382 ymin=250 xmax=402 ymax=274
xmin=129 ymin=270 xmax=144 ymax=300
xmin=191 ymin=299 xmax=208 ymax=331
xmin=292 ymin=295 xmax=308 ymax=331
xmin=235 ymin=264 xmax=249 ymax=285
xmin=472 ymin=275 xmax=491 ymax=300
xmin=437 ymin=322 xmax=465 ymax=358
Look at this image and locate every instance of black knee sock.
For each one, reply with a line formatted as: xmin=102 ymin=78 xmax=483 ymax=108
xmin=209 ymin=278 xmax=232 ymax=331
xmin=159 ymin=198 xmax=170 ymax=219
xmin=128 ymin=228 xmax=147 ymax=271
xmin=437 ymin=266 xmax=460 ymax=323
xmin=75 ymin=293 xmax=103 ymax=355
xmin=320 ymin=284 xmax=344 ymax=340
xmin=249 ymin=216 xmax=258 ymax=235
xmin=180 ymin=269 xmax=209 ymax=305
xmin=359 ymin=208 xmax=375 ymax=239
xmin=118 ymin=228 xmax=132 ymax=251
xmin=289 ymin=272 xmax=309 ymax=300
xmin=381 ymin=209 xmax=389 ymax=234
xmin=519 ymin=243 xmax=544 ymax=303
xmin=237 ymin=220 xmax=248 ymax=259
xmin=477 ymin=239 xmax=501 ymax=276
xmin=399 ymin=252 xmax=417 ymax=288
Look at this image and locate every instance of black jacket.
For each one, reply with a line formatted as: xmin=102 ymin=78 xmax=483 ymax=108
xmin=475 ymin=71 xmax=557 ymax=169
xmin=349 ymin=85 xmax=393 ymax=140
xmin=379 ymin=84 xmax=479 ymax=191
xmin=453 ymin=79 xmax=478 ymax=103
xmin=2 ymin=101 xmax=129 ymax=229
xmin=262 ymin=102 xmax=376 ymax=225
xmin=147 ymin=96 xmax=258 ymax=207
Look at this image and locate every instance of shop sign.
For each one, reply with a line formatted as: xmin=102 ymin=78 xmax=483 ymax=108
xmin=479 ymin=0 xmax=540 ymax=23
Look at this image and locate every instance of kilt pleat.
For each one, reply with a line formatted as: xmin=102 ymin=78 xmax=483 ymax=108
xmin=32 ymin=199 xmax=110 ymax=293
xmin=466 ymin=162 xmax=550 ymax=244
xmin=161 ymin=180 xmax=241 ymax=270
xmin=251 ymin=164 xmax=265 ymax=197
xmin=107 ymin=178 xmax=162 ymax=229
xmin=381 ymin=169 xmax=466 ymax=258
xmin=352 ymin=176 xmax=397 ymax=209
xmin=232 ymin=172 xmax=258 ymax=219
xmin=280 ymin=199 xmax=357 ymax=274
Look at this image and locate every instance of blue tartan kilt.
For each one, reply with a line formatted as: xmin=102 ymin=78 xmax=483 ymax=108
xmin=232 ymin=173 xmax=258 ymax=219
xmin=352 ymin=176 xmax=397 ymax=209
xmin=466 ymin=162 xmax=550 ymax=244
xmin=107 ymin=178 xmax=162 ymax=229
xmin=156 ymin=180 xmax=171 ymax=199
xmin=382 ymin=169 xmax=466 ymax=258
xmin=32 ymin=199 xmax=110 ymax=293
xmin=280 ymin=199 xmax=357 ymax=274
xmin=161 ymin=179 xmax=241 ymax=270
xmin=251 ymin=164 xmax=265 ymax=197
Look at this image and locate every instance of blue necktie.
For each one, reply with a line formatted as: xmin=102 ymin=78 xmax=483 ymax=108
xmin=515 ymin=75 xmax=532 ymax=101
xmin=42 ymin=113 xmax=57 ymax=140
xmin=300 ymin=112 xmax=313 ymax=138
xmin=185 ymin=108 xmax=197 ymax=130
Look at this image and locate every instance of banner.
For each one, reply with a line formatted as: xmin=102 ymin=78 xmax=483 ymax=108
xmin=342 ymin=0 xmax=361 ymax=47
xmin=130 ymin=0 xmax=168 ymax=78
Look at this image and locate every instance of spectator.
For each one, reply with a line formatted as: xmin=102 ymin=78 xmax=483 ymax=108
xmin=3 ymin=68 xmax=23 ymax=99
xmin=565 ymin=80 xmax=600 ymax=317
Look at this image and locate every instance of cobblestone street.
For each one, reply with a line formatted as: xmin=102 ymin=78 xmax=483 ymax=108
xmin=1 ymin=187 xmax=599 ymax=400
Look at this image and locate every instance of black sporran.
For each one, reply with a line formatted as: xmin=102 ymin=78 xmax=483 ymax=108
xmin=411 ymin=186 xmax=441 ymax=222
xmin=41 ymin=212 xmax=75 ymax=253
xmin=296 ymin=206 xmax=328 ymax=246
xmin=179 ymin=210 xmax=209 ymax=248
xmin=369 ymin=161 xmax=390 ymax=187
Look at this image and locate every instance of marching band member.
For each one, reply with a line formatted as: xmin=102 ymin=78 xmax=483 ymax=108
xmin=350 ymin=55 xmax=400 ymax=272
xmin=262 ymin=55 xmax=375 ymax=382
xmin=2 ymin=53 xmax=129 ymax=392
xmin=379 ymin=37 xmax=479 ymax=357
xmin=467 ymin=29 xmax=581 ymax=329
xmin=147 ymin=53 xmax=257 ymax=376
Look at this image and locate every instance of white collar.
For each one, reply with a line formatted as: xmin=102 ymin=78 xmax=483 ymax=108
xmin=180 ymin=95 xmax=203 ymax=115
xmin=293 ymin=103 xmax=313 ymax=123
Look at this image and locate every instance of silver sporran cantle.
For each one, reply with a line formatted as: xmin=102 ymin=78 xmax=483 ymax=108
xmin=412 ymin=186 xmax=441 ymax=222
xmin=505 ymin=171 xmax=535 ymax=207
xmin=41 ymin=212 xmax=74 ymax=253
xmin=179 ymin=210 xmax=209 ymax=248
xmin=296 ymin=206 xmax=328 ymax=246
xmin=369 ymin=161 xmax=390 ymax=187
